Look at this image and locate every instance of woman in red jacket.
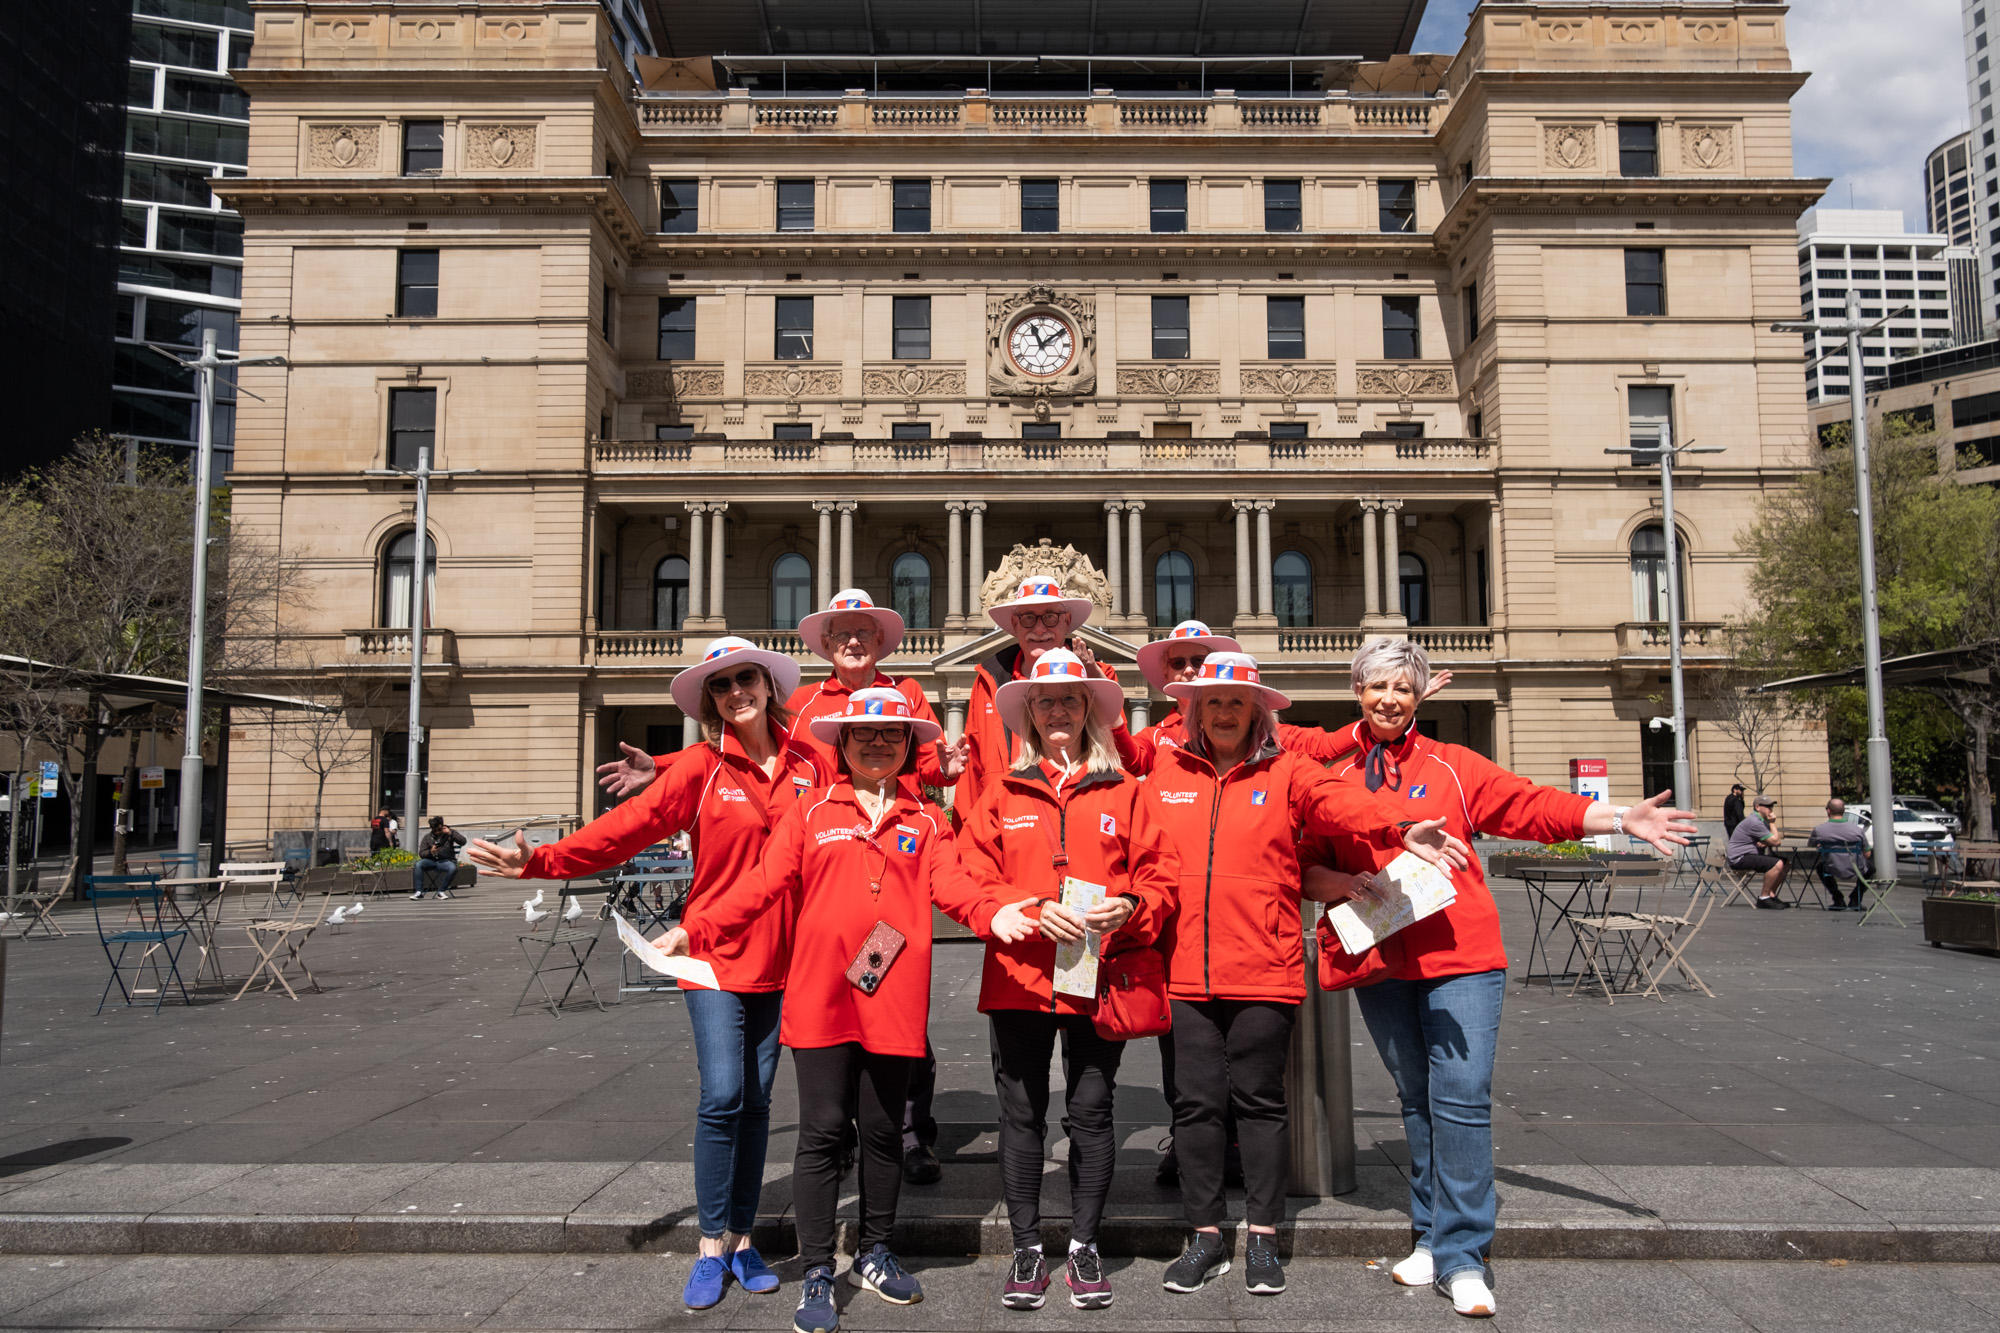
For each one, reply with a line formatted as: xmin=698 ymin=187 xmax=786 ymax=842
xmin=1140 ymin=651 xmax=1470 ymax=1300
xmin=660 ymin=687 xmax=1024 ymax=1333
xmin=1299 ymin=639 xmax=1694 ymax=1319
xmin=467 ymin=636 xmax=820 ymax=1313
xmin=956 ymin=650 xmax=1180 ymax=1313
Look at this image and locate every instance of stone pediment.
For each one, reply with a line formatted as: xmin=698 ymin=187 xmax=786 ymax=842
xmin=930 ymin=622 xmax=1142 ymax=673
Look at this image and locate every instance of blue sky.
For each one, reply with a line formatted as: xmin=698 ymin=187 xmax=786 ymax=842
xmin=1411 ymin=0 xmax=1965 ymax=231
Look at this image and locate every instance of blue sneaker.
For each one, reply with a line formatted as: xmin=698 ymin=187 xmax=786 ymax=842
xmin=794 ymin=1264 xmax=838 ymax=1333
xmin=731 ymin=1246 xmax=780 ymax=1294
xmin=683 ymin=1254 xmax=731 ymax=1310
xmin=849 ymin=1244 xmax=923 ymax=1304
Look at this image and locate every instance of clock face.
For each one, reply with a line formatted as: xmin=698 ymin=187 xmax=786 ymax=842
xmin=1008 ymin=314 xmax=1075 ymax=377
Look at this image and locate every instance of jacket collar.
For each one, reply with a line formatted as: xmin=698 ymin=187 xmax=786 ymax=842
xmin=818 ymin=670 xmax=893 ymax=698
xmin=1175 ymin=726 xmax=1282 ymax=778
xmin=1004 ymin=761 xmax=1126 ymax=796
xmin=980 ymin=642 xmax=1025 ymax=684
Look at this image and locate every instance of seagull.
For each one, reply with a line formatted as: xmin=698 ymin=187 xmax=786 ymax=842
xmin=523 ymin=888 xmax=544 ymax=913
xmin=326 ymin=906 xmax=348 ymax=926
xmin=346 ymin=902 xmax=363 ymax=917
xmin=524 ymin=900 xmax=549 ymax=926
xmin=562 ymin=896 xmax=583 ymax=923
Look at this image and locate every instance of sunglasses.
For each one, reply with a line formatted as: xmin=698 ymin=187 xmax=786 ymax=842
xmin=1163 ymin=652 xmax=1210 ymax=672
xmin=845 ymin=725 xmax=910 ymax=744
xmin=1013 ymin=610 xmax=1068 ymax=629
xmin=1029 ymin=692 xmax=1087 ymax=713
xmin=705 ymin=667 xmax=764 ymax=696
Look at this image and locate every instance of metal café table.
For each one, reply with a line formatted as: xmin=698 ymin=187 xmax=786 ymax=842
xmin=160 ymin=876 xmax=281 ymax=986
xmin=1515 ymin=863 xmax=1616 ymax=991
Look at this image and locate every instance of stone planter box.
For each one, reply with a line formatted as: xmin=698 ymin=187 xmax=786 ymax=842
xmin=1922 ymin=896 xmax=2000 ymax=951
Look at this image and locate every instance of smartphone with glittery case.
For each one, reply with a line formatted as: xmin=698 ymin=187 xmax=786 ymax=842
xmin=845 ymin=920 xmax=907 ymax=995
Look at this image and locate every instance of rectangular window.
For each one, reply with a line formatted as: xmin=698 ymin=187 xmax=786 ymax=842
xmin=388 ymin=387 xmax=437 ymax=469
xmin=1463 ymin=281 xmax=1480 ymax=340
xmin=659 ymin=178 xmax=698 ymax=233
xmin=891 ymin=422 xmax=932 ymax=440
xmin=774 ymin=296 xmax=813 ymax=359
xmin=1151 ymin=295 xmax=1190 ymax=359
xmin=1150 ymin=179 xmax=1188 ymax=233
xmin=1266 ymin=296 xmax=1305 ymax=359
xmin=771 ymin=423 xmax=813 ymax=440
xmin=1381 ymin=296 xmax=1421 ymax=359
xmin=1885 ymin=404 xmax=1935 ymax=432
xmin=1387 ymin=421 xmax=1425 ymax=439
xmin=1625 ymin=248 xmax=1666 ymax=316
xmin=655 ymin=424 xmax=694 ymax=440
xmin=154 ymin=209 xmax=243 ymax=257
xmin=1378 ymin=179 xmax=1416 ymax=233
xmin=396 ymin=250 xmax=438 ymax=318
xmin=1628 ymin=385 xmax=1674 ymax=458
xmin=1021 ymin=423 xmax=1061 ymax=439
xmin=1021 ymin=178 xmax=1059 ymax=233
xmin=892 ymin=296 xmax=931 ymax=359
xmin=402 ymin=120 xmax=443 ymax=176
xmin=163 ymin=72 xmax=247 ymax=119
xmin=1269 ymin=421 xmax=1308 ymax=439
xmin=893 ymin=179 xmax=931 ymax=233
xmin=657 ymin=296 xmax=695 ymax=359
xmin=1618 ymin=121 xmax=1659 ymax=177
xmin=131 ymin=21 xmax=218 ymax=70
xmin=601 ymin=282 xmax=614 ymax=340
xmin=1265 ymin=179 xmax=1302 ymax=233
xmin=125 ymin=112 xmax=247 ymax=165
xmin=1953 ymin=389 xmax=2000 ymax=427
xmin=776 ymin=179 xmax=814 ymax=231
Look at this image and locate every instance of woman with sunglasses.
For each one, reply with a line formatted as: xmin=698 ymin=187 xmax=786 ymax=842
xmin=467 ymin=637 xmax=822 ymax=1314
xmin=660 ymin=688 xmax=1029 ymax=1333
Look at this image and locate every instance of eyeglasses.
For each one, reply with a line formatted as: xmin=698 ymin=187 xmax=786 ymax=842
xmin=705 ymin=667 xmax=764 ymax=696
xmin=827 ymin=625 xmax=880 ymax=643
xmin=1013 ymin=610 xmax=1068 ymax=630
xmin=1029 ymin=692 xmax=1086 ymax=713
xmin=1163 ymin=653 xmax=1210 ymax=672
xmin=845 ymin=725 xmax=910 ymax=744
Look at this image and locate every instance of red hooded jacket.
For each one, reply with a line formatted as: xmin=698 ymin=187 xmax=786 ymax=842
xmin=1130 ymin=705 xmax=1362 ymax=775
xmin=521 ymin=721 xmax=824 ymax=992
xmin=684 ymin=783 xmax=1004 ymax=1057
xmin=956 ymin=762 xmax=1180 ymax=1016
xmin=786 ymin=671 xmax=951 ymax=792
xmin=963 ymin=643 xmax=1140 ymax=809
xmin=1300 ymin=723 xmax=1593 ymax=980
xmin=1138 ymin=731 xmax=1417 ymax=1003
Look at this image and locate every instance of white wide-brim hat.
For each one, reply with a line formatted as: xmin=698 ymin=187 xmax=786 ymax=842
xmin=806 ymin=685 xmax=944 ymax=746
xmin=1162 ymin=651 xmax=1291 ymax=711
xmin=1136 ymin=620 xmax=1244 ymax=694
xmin=987 ymin=575 xmax=1095 ymax=634
xmin=669 ymin=636 xmax=804 ymax=718
xmin=993 ymin=649 xmax=1126 ymax=740
xmin=796 ymin=588 xmax=905 ymax=660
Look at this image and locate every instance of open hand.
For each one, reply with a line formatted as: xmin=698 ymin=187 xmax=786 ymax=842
xmin=989 ymin=897 xmax=1042 ymax=944
xmin=1402 ymin=817 xmax=1471 ymax=871
xmin=467 ymin=829 xmax=530 ymax=878
xmin=1623 ymin=790 xmax=1699 ymax=855
xmin=596 ymin=742 xmax=659 ymax=797
xmin=1421 ymin=670 xmax=1453 ymax=702
xmin=934 ymin=736 xmax=969 ymax=781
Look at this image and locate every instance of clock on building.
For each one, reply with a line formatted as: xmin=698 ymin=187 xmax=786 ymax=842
xmin=1007 ymin=313 xmax=1076 ymax=377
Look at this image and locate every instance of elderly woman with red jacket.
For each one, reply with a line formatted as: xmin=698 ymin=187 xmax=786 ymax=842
xmin=660 ymin=687 xmax=1024 ymax=1333
xmin=955 ymin=650 xmax=1179 ymax=1313
xmin=1137 ymin=651 xmax=1471 ymax=1300
xmin=1299 ymin=638 xmax=1694 ymax=1319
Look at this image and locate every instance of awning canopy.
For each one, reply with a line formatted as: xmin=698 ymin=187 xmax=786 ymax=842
xmin=0 ymin=656 xmax=336 ymax=714
xmin=1756 ymin=643 xmax=1998 ymax=694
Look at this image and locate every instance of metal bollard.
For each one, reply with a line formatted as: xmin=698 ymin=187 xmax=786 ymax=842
xmin=1287 ymin=901 xmax=1357 ymax=1197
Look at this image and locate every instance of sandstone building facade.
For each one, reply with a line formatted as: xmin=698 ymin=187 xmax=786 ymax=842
xmin=220 ymin=1 xmax=1831 ymax=840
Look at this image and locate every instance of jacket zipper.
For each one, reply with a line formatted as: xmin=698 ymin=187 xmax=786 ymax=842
xmin=1051 ymin=789 xmax=1068 ymax=1013
xmin=1202 ymin=767 xmax=1221 ymax=998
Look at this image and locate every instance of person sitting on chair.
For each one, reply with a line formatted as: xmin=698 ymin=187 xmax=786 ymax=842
xmin=1809 ymin=798 xmax=1872 ymax=912
xmin=1725 ymin=795 xmax=1791 ymax=909
xmin=410 ymin=816 xmax=465 ymax=899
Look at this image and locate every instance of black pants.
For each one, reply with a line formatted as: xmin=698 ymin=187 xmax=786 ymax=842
xmin=902 ymin=1036 xmax=937 ymax=1152
xmin=1169 ymin=998 xmax=1297 ymax=1228
xmin=1158 ymin=1029 xmax=1236 ymax=1153
xmin=989 ymin=1010 xmax=1125 ymax=1249
xmin=792 ymin=1043 xmax=915 ymax=1270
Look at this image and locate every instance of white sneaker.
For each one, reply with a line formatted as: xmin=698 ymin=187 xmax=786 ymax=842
xmin=1448 ymin=1273 xmax=1496 ymax=1318
xmin=1391 ymin=1248 xmax=1433 ymax=1287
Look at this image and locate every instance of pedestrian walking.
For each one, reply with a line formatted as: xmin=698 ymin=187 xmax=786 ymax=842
xmin=370 ymin=807 xmax=398 ymax=852
xmin=661 ymin=687 xmax=1020 ymax=1333
xmin=467 ymin=636 xmax=822 ymax=1313
xmin=409 ymin=816 xmax=463 ymax=898
xmin=1137 ymin=650 xmax=1471 ymax=1300
xmin=1299 ymin=639 xmax=1695 ymax=1318
xmin=955 ymin=650 xmax=1179 ymax=1312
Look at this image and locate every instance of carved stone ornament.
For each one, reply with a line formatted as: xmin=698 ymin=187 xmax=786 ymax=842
xmin=626 ymin=367 xmax=722 ymax=399
xmin=861 ymin=366 xmax=969 ymax=399
xmin=745 ymin=367 xmax=843 ymax=399
xmin=1543 ymin=124 xmax=1597 ymax=170
xmin=1242 ymin=366 xmax=1335 ymax=398
xmin=1115 ymin=367 xmax=1221 ymax=399
xmin=1680 ymin=124 xmax=1735 ymax=170
xmin=307 ymin=124 xmax=380 ymax=170
xmin=1357 ymin=366 xmax=1455 ymax=397
xmin=465 ymin=124 xmax=537 ymax=171
xmin=978 ymin=539 xmax=1112 ymax=616
xmin=987 ymin=283 xmax=1097 ymax=398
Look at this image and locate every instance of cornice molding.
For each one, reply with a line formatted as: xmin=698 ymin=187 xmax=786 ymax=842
xmin=1434 ymin=175 xmax=1832 ymax=249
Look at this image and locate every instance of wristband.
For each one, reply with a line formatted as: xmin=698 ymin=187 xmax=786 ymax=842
xmin=1611 ymin=806 xmax=1631 ymax=836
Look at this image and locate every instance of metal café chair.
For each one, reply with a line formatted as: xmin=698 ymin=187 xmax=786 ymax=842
xmin=1565 ymin=866 xmax=1671 ymax=1004
xmin=234 ymin=877 xmax=337 ymax=1001
xmin=1624 ymin=872 xmax=1721 ymax=1000
xmin=85 ymin=875 xmax=192 ymax=1014
xmin=514 ymin=879 xmax=609 ymax=1017
xmin=3 ymin=867 xmax=69 ymax=940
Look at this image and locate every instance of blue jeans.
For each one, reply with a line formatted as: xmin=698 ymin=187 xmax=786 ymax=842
xmin=1355 ymin=969 xmax=1506 ymax=1285
xmin=411 ymin=858 xmax=456 ymax=893
xmin=684 ymin=987 xmax=784 ymax=1238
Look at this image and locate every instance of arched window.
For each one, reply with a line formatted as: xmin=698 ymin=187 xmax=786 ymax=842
xmin=1629 ymin=524 xmax=1687 ymax=621
xmin=654 ymin=555 xmax=689 ymax=631
xmin=1273 ymin=550 xmax=1313 ymax=627
xmin=891 ymin=551 xmax=932 ymax=629
xmin=1154 ymin=550 xmax=1195 ymax=626
xmin=381 ymin=531 xmax=437 ymax=629
xmin=771 ymin=552 xmax=812 ymax=630
xmin=1398 ymin=552 xmax=1430 ymax=626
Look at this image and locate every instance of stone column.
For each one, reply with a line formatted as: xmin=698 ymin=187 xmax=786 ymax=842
xmin=1126 ymin=502 xmax=1145 ymax=626
xmin=1103 ymin=501 xmax=1125 ymax=617
xmin=1487 ymin=497 xmax=1508 ymax=627
xmin=579 ymin=705 xmax=600 ymax=821
xmin=945 ymin=699 xmax=966 ymax=741
xmin=1359 ymin=501 xmax=1380 ymax=619
xmin=708 ymin=500 xmax=728 ymax=624
xmin=1129 ymin=699 xmax=1150 ymax=731
xmin=684 ymin=501 xmax=707 ymax=622
xmin=945 ymin=501 xmax=966 ymax=625
xmin=967 ymin=501 xmax=987 ymax=613
xmin=1381 ymin=499 xmax=1404 ymax=623
xmin=837 ymin=501 xmax=856 ymax=591
xmin=1254 ymin=500 xmax=1275 ymax=618
xmin=1232 ymin=500 xmax=1254 ymax=624
xmin=814 ymin=501 xmax=835 ymax=607
xmin=682 ymin=714 xmax=702 ymax=748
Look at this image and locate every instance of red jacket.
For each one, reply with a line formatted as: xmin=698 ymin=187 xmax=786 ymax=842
xmin=1300 ymin=722 xmax=1592 ymax=980
xmin=1138 ymin=733 xmax=1416 ymax=1003
xmin=1130 ymin=705 xmax=1361 ymax=775
xmin=963 ymin=643 xmax=1140 ymax=809
xmin=685 ymin=783 xmax=1004 ymax=1057
xmin=956 ymin=762 xmax=1180 ymax=1016
xmin=786 ymin=671 xmax=951 ymax=792
xmin=522 ymin=721 xmax=824 ymax=992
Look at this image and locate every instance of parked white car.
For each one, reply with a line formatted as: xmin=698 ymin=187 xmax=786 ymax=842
xmin=1895 ymin=795 xmax=1962 ymax=835
xmin=1857 ymin=805 xmax=1956 ymax=856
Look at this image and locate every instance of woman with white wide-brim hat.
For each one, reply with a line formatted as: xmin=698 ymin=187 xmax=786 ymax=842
xmin=468 ymin=635 xmax=821 ymax=1313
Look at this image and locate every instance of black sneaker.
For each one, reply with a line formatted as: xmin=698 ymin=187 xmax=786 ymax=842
xmin=794 ymin=1264 xmax=838 ymax=1333
xmin=902 ymin=1143 xmax=942 ymax=1185
xmin=1244 ymin=1233 xmax=1285 ymax=1295
xmin=1755 ymin=896 xmax=1793 ymax=910
xmin=1001 ymin=1247 xmax=1049 ymax=1310
xmin=1162 ymin=1232 xmax=1229 ymax=1293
